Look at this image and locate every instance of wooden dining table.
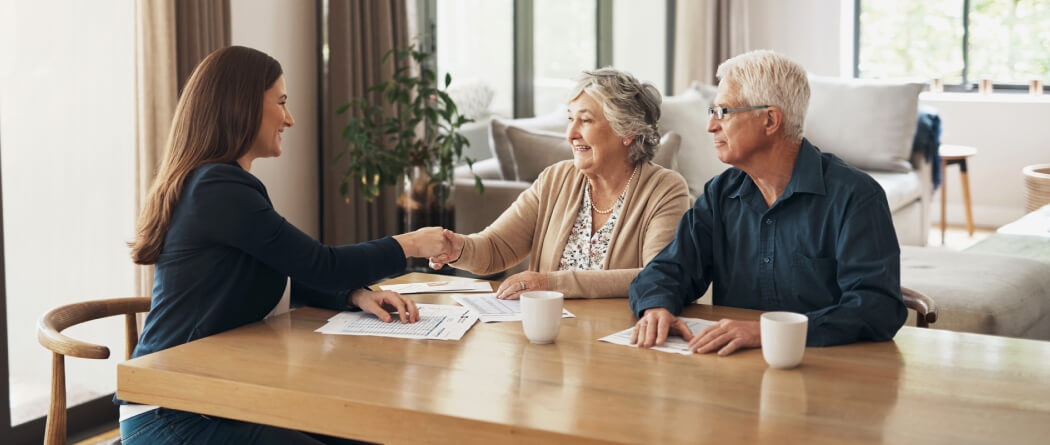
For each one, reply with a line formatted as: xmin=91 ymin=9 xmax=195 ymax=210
xmin=117 ymin=272 xmax=1050 ymax=444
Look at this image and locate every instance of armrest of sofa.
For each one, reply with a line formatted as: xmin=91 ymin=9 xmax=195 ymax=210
xmin=455 ymin=158 xmax=503 ymax=180
xmin=912 ymin=149 xmax=934 ymax=247
xmin=453 ymin=177 xmax=530 ymax=236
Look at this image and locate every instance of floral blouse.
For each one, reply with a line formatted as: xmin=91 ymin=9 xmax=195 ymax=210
xmin=558 ymin=183 xmax=625 ymax=271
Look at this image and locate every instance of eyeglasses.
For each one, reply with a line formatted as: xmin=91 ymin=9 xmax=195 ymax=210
xmin=707 ymin=105 xmax=770 ymax=120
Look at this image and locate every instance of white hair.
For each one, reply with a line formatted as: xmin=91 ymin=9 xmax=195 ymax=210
xmin=716 ymin=50 xmax=810 ymax=142
xmin=569 ymin=68 xmax=663 ymax=164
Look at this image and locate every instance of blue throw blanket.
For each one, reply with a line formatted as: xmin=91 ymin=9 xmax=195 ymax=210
xmin=913 ymin=105 xmax=942 ymax=191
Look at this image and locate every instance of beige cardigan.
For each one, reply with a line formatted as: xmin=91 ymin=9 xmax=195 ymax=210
xmin=454 ymin=160 xmax=690 ymax=298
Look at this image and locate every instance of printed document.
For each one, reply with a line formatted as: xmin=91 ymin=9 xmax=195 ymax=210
xmin=315 ymin=304 xmax=477 ymax=340
xmin=378 ymin=280 xmax=493 ymax=294
xmin=451 ymin=293 xmax=576 ymax=323
xmin=598 ymin=317 xmax=718 ymax=355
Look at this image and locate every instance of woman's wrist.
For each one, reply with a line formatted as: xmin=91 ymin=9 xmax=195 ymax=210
xmin=391 ymin=233 xmax=416 ymax=258
xmin=449 ymin=234 xmax=464 ymax=263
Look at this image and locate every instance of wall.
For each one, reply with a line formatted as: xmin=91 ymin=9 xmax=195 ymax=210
xmin=745 ymin=0 xmax=1050 ymax=227
xmin=231 ymin=0 xmax=319 ymax=237
xmin=747 ymin=0 xmax=844 ymax=77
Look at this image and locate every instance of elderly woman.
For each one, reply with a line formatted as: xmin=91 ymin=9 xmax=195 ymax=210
xmin=429 ymin=68 xmax=690 ymax=299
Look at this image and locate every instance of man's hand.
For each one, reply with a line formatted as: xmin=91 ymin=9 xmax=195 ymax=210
xmin=393 ymin=227 xmax=448 ymax=258
xmin=428 ymin=229 xmax=464 ymax=269
xmin=493 ymin=271 xmax=549 ymax=300
xmin=630 ymin=308 xmax=694 ymax=348
xmin=687 ymin=319 xmax=760 ymax=356
xmin=349 ymin=288 xmax=420 ymax=324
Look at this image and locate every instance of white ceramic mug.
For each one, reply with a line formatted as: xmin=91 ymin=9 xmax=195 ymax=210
xmin=520 ymin=291 xmax=563 ymax=344
xmin=760 ymin=312 xmax=808 ymax=369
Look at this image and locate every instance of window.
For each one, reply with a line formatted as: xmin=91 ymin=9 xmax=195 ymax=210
xmin=1 ymin=0 xmax=136 ymax=440
xmin=433 ymin=0 xmax=672 ymax=118
xmin=436 ymin=0 xmax=514 ymax=118
xmin=856 ymin=0 xmax=1050 ymax=90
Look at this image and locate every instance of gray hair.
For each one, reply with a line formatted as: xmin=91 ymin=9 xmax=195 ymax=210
xmin=569 ymin=68 xmax=662 ymax=164
xmin=716 ymin=50 xmax=810 ymax=142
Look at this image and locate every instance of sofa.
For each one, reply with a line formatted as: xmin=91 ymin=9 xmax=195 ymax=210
xmin=453 ymin=77 xmax=933 ymax=256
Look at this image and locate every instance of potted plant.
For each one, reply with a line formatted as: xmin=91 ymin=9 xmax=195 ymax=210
xmin=335 ymin=44 xmax=482 ymax=249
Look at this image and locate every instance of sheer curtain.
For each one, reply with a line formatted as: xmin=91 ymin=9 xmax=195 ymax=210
xmin=320 ymin=0 xmax=409 ymax=245
xmin=673 ymin=0 xmax=750 ymax=93
xmin=133 ymin=0 xmax=230 ymax=299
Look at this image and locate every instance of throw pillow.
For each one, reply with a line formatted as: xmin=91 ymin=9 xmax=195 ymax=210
xmin=659 ymin=84 xmax=725 ymax=198
xmin=489 ymin=106 xmax=567 ymax=180
xmin=504 ymin=126 xmax=683 ymax=182
xmin=805 ymin=76 xmax=923 ymax=172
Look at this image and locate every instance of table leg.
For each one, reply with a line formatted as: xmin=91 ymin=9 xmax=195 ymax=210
xmin=960 ymin=159 xmax=974 ymax=236
xmin=941 ymin=159 xmax=948 ymax=245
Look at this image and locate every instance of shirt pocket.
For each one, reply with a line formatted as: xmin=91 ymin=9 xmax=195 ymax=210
xmin=790 ymin=253 xmax=839 ymax=308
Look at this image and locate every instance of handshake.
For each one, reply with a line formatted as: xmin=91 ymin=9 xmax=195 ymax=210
xmin=392 ymin=227 xmax=464 ymax=269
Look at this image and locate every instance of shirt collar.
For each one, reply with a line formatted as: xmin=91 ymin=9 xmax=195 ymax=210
xmin=728 ymin=138 xmax=826 ymax=200
xmin=782 ymin=138 xmax=827 ymax=198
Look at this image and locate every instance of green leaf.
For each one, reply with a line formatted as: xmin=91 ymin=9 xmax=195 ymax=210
xmin=444 ymin=72 xmax=452 ymax=88
xmin=474 ymin=175 xmax=485 ymax=194
xmin=335 ymin=103 xmax=350 ymax=114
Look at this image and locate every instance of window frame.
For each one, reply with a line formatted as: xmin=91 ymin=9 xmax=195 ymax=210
xmin=854 ymin=0 xmax=1050 ymax=93
xmin=424 ymin=0 xmax=677 ymax=118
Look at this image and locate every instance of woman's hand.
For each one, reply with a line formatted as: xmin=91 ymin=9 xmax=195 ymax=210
xmin=494 ymin=271 xmax=549 ymax=300
xmin=393 ymin=227 xmax=451 ymax=258
xmin=428 ymin=229 xmax=464 ymax=269
xmin=349 ymin=288 xmax=420 ymax=323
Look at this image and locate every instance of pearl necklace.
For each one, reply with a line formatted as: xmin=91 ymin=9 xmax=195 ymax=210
xmin=590 ymin=165 xmax=639 ymax=215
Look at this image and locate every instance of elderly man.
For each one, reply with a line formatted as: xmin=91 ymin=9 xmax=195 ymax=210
xmin=629 ymin=50 xmax=906 ymax=355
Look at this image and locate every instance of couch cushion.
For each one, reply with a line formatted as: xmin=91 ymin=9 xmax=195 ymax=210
xmin=659 ymin=84 xmax=724 ymax=198
xmin=901 ymin=246 xmax=1050 ymax=340
xmin=504 ymin=127 xmax=682 ymax=181
xmin=805 ymin=76 xmax=922 ymax=173
xmin=867 ymin=170 xmax=921 ymax=212
xmin=489 ymin=108 xmax=567 ymax=180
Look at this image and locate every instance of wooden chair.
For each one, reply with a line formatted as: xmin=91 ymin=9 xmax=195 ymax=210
xmin=901 ymin=286 xmax=937 ymax=328
xmin=36 ymin=297 xmax=151 ymax=445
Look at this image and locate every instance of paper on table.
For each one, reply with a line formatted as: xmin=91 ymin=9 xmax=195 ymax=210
xmin=451 ymin=293 xmax=575 ymax=323
xmin=598 ymin=317 xmax=718 ymax=355
xmin=378 ymin=280 xmax=493 ymax=294
xmin=315 ymin=304 xmax=478 ymax=340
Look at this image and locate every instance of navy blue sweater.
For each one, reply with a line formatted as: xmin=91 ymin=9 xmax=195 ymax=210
xmin=131 ymin=162 xmax=406 ymax=361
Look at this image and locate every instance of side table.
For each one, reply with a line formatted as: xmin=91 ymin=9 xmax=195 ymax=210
xmin=939 ymin=144 xmax=978 ymax=244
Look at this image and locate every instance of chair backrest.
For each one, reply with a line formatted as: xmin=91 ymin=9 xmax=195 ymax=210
xmin=901 ymin=286 xmax=937 ymax=328
xmin=36 ymin=297 xmax=151 ymax=445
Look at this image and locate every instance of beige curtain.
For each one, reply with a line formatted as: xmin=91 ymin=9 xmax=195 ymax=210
xmin=321 ymin=0 xmax=410 ymax=245
xmin=175 ymin=0 xmax=232 ymax=92
xmin=133 ymin=0 xmax=230 ymax=300
xmin=673 ymin=0 xmax=750 ymax=93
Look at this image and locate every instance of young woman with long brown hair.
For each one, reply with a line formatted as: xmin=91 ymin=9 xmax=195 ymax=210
xmin=119 ymin=45 xmax=448 ymax=444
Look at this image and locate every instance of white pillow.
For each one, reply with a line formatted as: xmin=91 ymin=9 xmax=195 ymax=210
xmin=805 ymin=76 xmax=922 ymax=172
xmin=504 ymin=126 xmax=682 ymax=181
xmin=651 ymin=132 xmax=682 ymax=170
xmin=659 ymin=84 xmax=725 ymax=198
xmin=489 ymin=106 xmax=567 ymax=180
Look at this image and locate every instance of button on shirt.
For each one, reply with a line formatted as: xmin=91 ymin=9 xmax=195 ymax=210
xmin=630 ymin=139 xmax=907 ymax=347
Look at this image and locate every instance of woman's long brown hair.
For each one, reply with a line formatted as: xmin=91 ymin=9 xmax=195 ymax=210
xmin=130 ymin=46 xmax=283 ymax=264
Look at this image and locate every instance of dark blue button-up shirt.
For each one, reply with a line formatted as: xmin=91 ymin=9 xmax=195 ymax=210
xmin=630 ymin=139 xmax=906 ymax=346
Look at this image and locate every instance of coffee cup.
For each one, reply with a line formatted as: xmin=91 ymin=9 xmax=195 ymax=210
xmin=520 ymin=291 xmax=563 ymax=344
xmin=760 ymin=312 xmax=808 ymax=369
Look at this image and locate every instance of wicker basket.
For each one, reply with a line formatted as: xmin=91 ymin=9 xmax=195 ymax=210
xmin=1023 ymin=164 xmax=1050 ymax=212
